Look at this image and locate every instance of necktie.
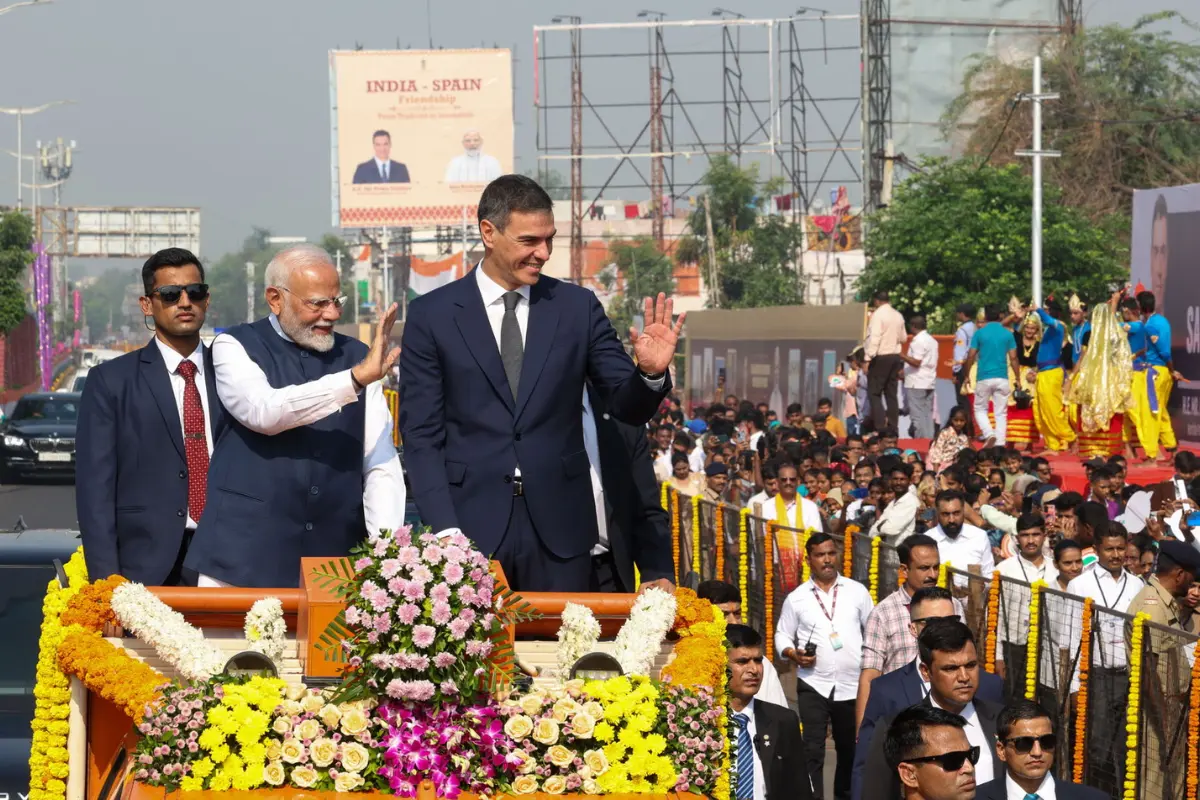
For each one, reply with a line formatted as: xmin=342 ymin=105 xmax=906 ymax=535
xmin=1024 ymin=794 xmax=1039 ymax=800
xmin=176 ymin=360 xmax=209 ymax=521
xmin=500 ymin=291 xmax=523 ymax=401
xmin=734 ymin=712 xmax=754 ymax=799
xmin=381 ymin=162 xmax=388 ymax=181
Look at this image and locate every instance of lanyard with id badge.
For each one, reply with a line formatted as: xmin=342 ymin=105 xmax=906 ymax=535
xmin=813 ymin=583 xmax=843 ymax=650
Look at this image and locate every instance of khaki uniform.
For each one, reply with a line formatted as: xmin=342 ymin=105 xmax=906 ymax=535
xmin=1125 ymin=576 xmax=1192 ymax=800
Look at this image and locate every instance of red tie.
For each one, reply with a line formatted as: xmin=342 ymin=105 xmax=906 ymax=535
xmin=176 ymin=359 xmax=209 ymax=521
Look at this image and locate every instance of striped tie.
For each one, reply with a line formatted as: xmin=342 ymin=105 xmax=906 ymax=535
xmin=734 ymin=712 xmax=754 ymax=799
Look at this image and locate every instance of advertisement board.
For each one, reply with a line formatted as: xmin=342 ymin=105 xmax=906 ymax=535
xmin=330 ymin=49 xmax=513 ymax=228
xmin=1130 ymin=183 xmax=1200 ymax=443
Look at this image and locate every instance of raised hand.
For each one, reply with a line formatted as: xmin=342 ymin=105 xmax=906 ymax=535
xmin=351 ymin=302 xmax=401 ymax=387
xmin=629 ymin=293 xmax=686 ymax=376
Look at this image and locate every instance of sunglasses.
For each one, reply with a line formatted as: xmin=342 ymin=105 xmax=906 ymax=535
xmin=149 ymin=283 xmax=209 ymax=304
xmin=779 ymin=477 xmax=799 ymax=484
xmin=905 ymin=746 xmax=980 ymax=772
xmin=912 ymin=614 xmax=961 ymax=625
xmin=1004 ymin=734 xmax=1057 ymax=754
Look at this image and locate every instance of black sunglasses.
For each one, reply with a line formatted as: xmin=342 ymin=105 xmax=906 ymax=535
xmin=150 ymin=283 xmax=209 ymax=304
xmin=1004 ymin=734 xmax=1057 ymax=754
xmin=912 ymin=614 xmax=961 ymax=625
xmin=905 ymin=746 xmax=980 ymax=772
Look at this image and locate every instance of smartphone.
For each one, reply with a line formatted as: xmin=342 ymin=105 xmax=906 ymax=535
xmin=1044 ymin=504 xmax=1057 ymax=525
xmin=1187 ymin=511 xmax=1200 ymax=528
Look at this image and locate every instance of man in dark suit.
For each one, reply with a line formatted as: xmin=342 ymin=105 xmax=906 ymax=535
xmin=351 ymin=129 xmax=411 ymax=183
xmin=399 ymin=174 xmax=683 ymax=591
xmin=77 ymin=248 xmax=227 ymax=586
xmin=727 ymin=624 xmax=813 ymax=800
xmin=853 ymin=588 xmax=1003 ymax=800
xmin=975 ymin=699 xmax=1108 ymax=799
xmin=585 ymin=385 xmax=674 ymax=592
xmin=884 ymin=705 xmax=980 ymax=800
xmin=859 ymin=620 xmax=1003 ymax=800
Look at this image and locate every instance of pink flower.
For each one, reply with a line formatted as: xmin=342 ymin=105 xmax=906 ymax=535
xmin=369 ymin=590 xmax=394 ymax=613
xmin=395 ymin=603 xmax=420 ymax=625
xmin=469 ymin=569 xmax=484 ymax=583
xmin=443 ymin=563 xmax=465 ymax=584
xmin=465 ymin=640 xmax=493 ymax=657
xmin=373 ymin=614 xmax=391 ymax=633
xmin=395 ymin=526 xmax=413 ymax=546
xmin=403 ymin=582 xmax=425 ymax=602
xmin=412 ymin=624 xmax=436 ymax=649
xmin=442 ymin=545 xmax=465 ymax=564
xmin=429 ymin=582 xmax=451 ymax=603
xmin=456 ymin=585 xmax=477 ymax=605
xmin=431 ymin=602 xmax=452 ymax=625
xmin=410 ymin=564 xmax=433 ymax=585
xmin=353 ymin=557 xmax=372 ymax=571
xmin=388 ymin=577 xmax=407 ymax=595
xmin=344 ymin=606 xmax=362 ymax=626
xmin=373 ymin=538 xmax=389 ymax=557
xmin=457 ymin=607 xmax=476 ymax=624
xmin=385 ymin=679 xmax=406 ymax=698
xmin=367 ymin=631 xmax=380 ymax=644
xmin=439 ymin=679 xmax=458 ymax=695
xmin=396 ymin=546 xmax=421 ymax=566
xmin=422 ymin=545 xmax=443 ymax=564
xmin=448 ymin=618 xmax=470 ymax=640
xmin=380 ymin=558 xmax=402 ymax=578
xmin=433 ymin=653 xmax=456 ymax=669
xmin=474 ymin=587 xmax=493 ymax=608
xmin=408 ymin=654 xmax=429 ymax=671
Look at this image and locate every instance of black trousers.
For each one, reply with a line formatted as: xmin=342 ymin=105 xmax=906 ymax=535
xmin=867 ymin=354 xmax=903 ymax=433
xmin=1001 ymin=641 xmax=1027 ymax=701
xmin=795 ymin=679 xmax=855 ymax=800
xmin=1085 ymin=666 xmax=1128 ymax=799
xmin=492 ymin=495 xmax=594 ymax=592
xmin=164 ymin=529 xmax=197 ymax=587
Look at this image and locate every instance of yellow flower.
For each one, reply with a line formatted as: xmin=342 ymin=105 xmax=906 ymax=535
xmin=339 ymin=742 xmax=371 ymax=773
xmin=180 ymin=776 xmax=204 ymax=792
xmin=192 ymin=758 xmax=215 ymax=778
xmin=519 ymin=693 xmax=545 ymax=717
xmin=543 ymin=775 xmax=567 ymax=794
xmin=511 ymin=775 xmax=539 ymax=794
xmin=504 ymin=714 xmax=534 ymax=741
xmin=209 ymin=773 xmax=232 ymax=792
xmin=334 ymin=772 xmax=365 ymax=792
xmin=319 ymin=703 xmax=342 ymax=729
xmin=296 ymin=718 xmax=322 ymax=741
xmin=532 ymin=717 xmax=560 ymax=745
xmin=340 ymin=707 xmax=370 ymax=736
xmin=309 ymin=737 xmax=337 ymax=767
xmin=584 ymin=748 xmax=610 ymax=775
xmin=290 ymin=766 xmax=319 ymax=788
xmin=279 ymin=738 xmax=305 ymax=764
xmin=301 ymin=693 xmax=326 ymax=714
xmin=547 ymin=745 xmax=575 ymax=768
xmin=593 ymin=721 xmax=615 ymax=742
xmin=210 ymin=744 xmax=230 ymax=764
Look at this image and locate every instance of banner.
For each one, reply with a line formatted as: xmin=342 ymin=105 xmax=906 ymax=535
xmin=1130 ymin=183 xmax=1200 ymax=443
xmin=330 ymin=49 xmax=514 ymax=228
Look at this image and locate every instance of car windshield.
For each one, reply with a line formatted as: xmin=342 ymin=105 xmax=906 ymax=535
xmin=11 ymin=398 xmax=78 ymax=422
xmin=71 ymin=376 xmax=87 ymax=392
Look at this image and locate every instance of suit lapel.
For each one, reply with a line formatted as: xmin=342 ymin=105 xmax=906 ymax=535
xmin=903 ymin=661 xmax=927 ymax=706
xmin=202 ymin=344 xmax=224 ymax=437
xmin=453 ymin=275 xmax=515 ymax=413
xmin=514 ymin=280 xmax=559 ymax=421
xmin=139 ymin=339 xmax=185 ymax=460
xmin=751 ymin=706 xmax=779 ymax=791
xmin=975 ymin=700 xmax=1004 ymax=777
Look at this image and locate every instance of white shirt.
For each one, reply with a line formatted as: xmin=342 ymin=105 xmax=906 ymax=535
xmin=929 ymin=697 xmax=994 ymax=785
xmin=775 ymin=575 xmax=874 ymax=700
xmin=689 ymin=442 xmax=706 ymax=473
xmin=1165 ymin=477 xmax=1191 ymax=539
xmin=759 ymin=495 xmax=824 ymax=532
xmin=749 ymin=429 xmax=765 ymax=452
xmin=747 ymin=490 xmax=774 ymax=514
xmin=995 ymin=554 xmax=1059 ymax=652
xmin=1005 ymin=771 xmax=1056 ymax=800
xmin=927 ymin=524 xmax=995 ymax=588
xmin=870 ymin=485 xmax=919 ymax=542
xmin=735 ymin=699 xmax=767 ymax=800
xmin=444 ymin=151 xmax=502 ymax=183
xmin=154 ymin=339 xmax=214 ymax=531
xmin=904 ymin=330 xmax=938 ymax=389
xmin=1065 ymin=568 xmax=1140 ymax=678
xmin=755 ymin=664 xmax=789 ymax=710
xmin=580 ymin=389 xmax=609 ymax=554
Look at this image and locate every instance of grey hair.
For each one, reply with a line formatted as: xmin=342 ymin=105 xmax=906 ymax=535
xmin=265 ymin=244 xmax=334 ymax=290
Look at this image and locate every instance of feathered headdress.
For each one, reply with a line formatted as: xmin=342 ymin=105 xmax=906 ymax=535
xmin=1068 ymin=294 xmax=1084 ymax=312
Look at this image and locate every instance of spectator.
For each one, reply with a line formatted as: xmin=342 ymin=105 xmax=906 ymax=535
xmin=817 ymin=396 xmax=848 ymax=438
xmin=760 ymin=462 xmax=824 ymax=531
xmin=884 ymin=706 xmax=979 ymax=800
xmin=1052 ymin=539 xmax=1084 ymax=592
xmin=665 ymin=452 xmax=706 ymax=497
xmin=1127 ymin=533 xmax=1157 ymax=579
xmin=1087 ymin=465 xmax=1120 ymax=520
xmin=995 ymin=513 xmax=1058 ymax=697
xmin=698 ymin=580 xmax=790 ymax=709
xmin=703 ymin=462 xmax=728 ymax=502
xmin=864 ymin=290 xmax=907 ymax=432
xmin=902 ymin=314 xmax=938 ymax=439
xmin=927 ymin=407 xmax=971 ymax=474
xmin=871 ymin=461 xmax=921 ymax=543
xmin=963 ymin=304 xmax=1019 ymax=447
xmin=746 ymin=459 xmax=780 ymax=514
xmin=927 ymin=490 xmax=995 ymax=589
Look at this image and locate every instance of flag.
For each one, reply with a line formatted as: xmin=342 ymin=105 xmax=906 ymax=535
xmin=408 ymin=255 xmax=461 ymax=299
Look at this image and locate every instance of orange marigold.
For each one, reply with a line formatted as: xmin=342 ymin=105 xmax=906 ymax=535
xmin=56 ymin=627 xmax=166 ymax=720
xmin=60 ymin=575 xmax=127 ymax=632
xmin=672 ymin=587 xmax=711 ymax=632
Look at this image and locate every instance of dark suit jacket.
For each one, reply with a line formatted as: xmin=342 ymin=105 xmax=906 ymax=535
xmin=752 ymin=700 xmax=815 ymax=800
xmin=76 ymin=339 xmax=227 ymax=585
xmin=588 ymin=386 xmax=674 ymax=592
xmin=351 ymin=159 xmax=410 ymax=183
xmin=975 ymin=774 xmax=1109 ymax=800
xmin=852 ymin=661 xmax=1004 ymax=800
xmin=399 ymin=271 xmax=669 ymax=563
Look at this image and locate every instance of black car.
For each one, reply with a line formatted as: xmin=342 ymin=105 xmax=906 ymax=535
xmin=0 ymin=393 xmax=80 ymax=480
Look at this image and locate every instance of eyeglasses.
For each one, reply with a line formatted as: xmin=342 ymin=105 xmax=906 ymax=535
xmin=149 ymin=283 xmax=209 ymax=304
xmin=1004 ymin=734 xmax=1057 ymax=754
xmin=779 ymin=477 xmax=799 ymax=484
xmin=912 ymin=614 xmax=961 ymax=625
xmin=278 ymin=286 xmax=348 ymax=312
xmin=904 ymin=746 xmax=980 ymax=772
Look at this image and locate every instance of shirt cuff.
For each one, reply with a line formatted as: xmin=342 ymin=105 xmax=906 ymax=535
xmin=434 ymin=527 xmax=463 ymax=540
xmin=336 ymin=370 xmax=362 ymax=403
xmin=640 ymin=372 xmax=666 ymax=391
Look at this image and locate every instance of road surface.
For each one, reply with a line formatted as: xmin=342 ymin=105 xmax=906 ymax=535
xmin=0 ymin=478 xmax=77 ymax=530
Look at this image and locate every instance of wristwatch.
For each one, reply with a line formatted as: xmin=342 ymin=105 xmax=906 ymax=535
xmin=639 ymin=369 xmax=666 ymax=381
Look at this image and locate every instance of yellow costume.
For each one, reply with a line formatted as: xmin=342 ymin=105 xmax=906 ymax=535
xmin=1067 ymin=305 xmax=1134 ymax=456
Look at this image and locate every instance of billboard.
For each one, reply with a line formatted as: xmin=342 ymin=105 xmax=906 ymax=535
xmin=1130 ymin=183 xmax=1200 ymax=443
xmin=330 ymin=49 xmax=514 ymax=228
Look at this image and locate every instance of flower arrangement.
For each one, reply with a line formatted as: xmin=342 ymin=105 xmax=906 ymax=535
xmin=691 ymin=495 xmax=702 ymax=578
xmin=842 ymin=525 xmax=859 ymax=578
xmin=313 ymin=526 xmax=535 ymax=705
xmin=983 ymin=572 xmax=1001 ymax=674
xmin=28 ymin=547 xmax=87 ymax=800
xmin=661 ymin=589 xmax=727 ymax=695
xmin=584 ymin=675 xmax=676 ymax=794
xmin=1024 ymin=580 xmax=1043 ymax=701
xmin=659 ymin=684 xmax=726 ymax=796
xmin=737 ymin=510 xmax=749 ymax=614
xmin=499 ymin=681 xmax=604 ymax=795
xmin=1124 ymin=612 xmax=1149 ymax=800
xmin=556 ymin=602 xmax=601 ymax=679
xmin=111 ymin=582 xmax=225 ymax=681
xmin=868 ymin=537 xmax=881 ymax=603
xmin=189 ymin=675 xmax=286 ymax=791
xmin=714 ymin=503 xmax=726 ymax=582
xmin=133 ymin=681 xmax=213 ymax=790
xmin=56 ymin=628 xmax=168 ymax=720
xmin=244 ymin=597 xmax=287 ymax=665
xmin=763 ymin=523 xmax=775 ymax=660
xmin=1187 ymin=637 xmax=1200 ymax=797
xmin=60 ymin=574 xmax=126 ymax=631
xmin=612 ymin=588 xmax=676 ymax=676
xmin=265 ymin=685 xmax=380 ymax=793
xmin=1073 ymin=597 xmax=1093 ymax=784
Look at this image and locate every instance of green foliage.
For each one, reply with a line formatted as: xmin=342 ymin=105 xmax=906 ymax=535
xmin=601 ymin=237 xmax=676 ymax=338
xmin=0 ymin=212 xmax=32 ymax=335
xmin=857 ymin=158 xmax=1125 ymax=332
xmin=528 ymin=166 xmax=569 ymax=201
xmin=81 ymin=266 xmax=139 ymax=341
xmin=204 ymin=228 xmax=282 ymax=328
xmin=686 ymin=155 xmax=758 ymax=249
xmin=318 ymin=233 xmax=360 ymax=302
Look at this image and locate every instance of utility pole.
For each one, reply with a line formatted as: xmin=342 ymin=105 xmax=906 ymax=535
xmin=379 ymin=227 xmax=392 ymax=313
xmin=334 ymin=249 xmax=343 ymax=280
xmin=0 ymin=100 xmax=72 ymax=209
xmin=38 ymin=138 xmax=74 ymax=340
xmin=703 ymin=194 xmax=720 ymax=309
xmin=1015 ymin=55 xmax=1060 ymax=307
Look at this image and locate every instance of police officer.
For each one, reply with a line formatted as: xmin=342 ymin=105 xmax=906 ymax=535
xmin=1125 ymin=539 xmax=1200 ymax=800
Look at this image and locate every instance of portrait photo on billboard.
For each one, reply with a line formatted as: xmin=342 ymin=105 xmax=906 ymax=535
xmin=331 ymin=49 xmax=514 ymax=228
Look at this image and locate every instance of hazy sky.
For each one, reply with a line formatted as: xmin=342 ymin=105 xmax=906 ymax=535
xmin=0 ymin=0 xmax=1189 ymax=270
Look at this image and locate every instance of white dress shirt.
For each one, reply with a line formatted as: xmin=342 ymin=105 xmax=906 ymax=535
xmin=904 ymin=329 xmax=939 ymax=389
xmin=1065 ymin=568 xmax=1139 ymax=679
xmin=927 ymin=524 xmax=995 ymax=588
xmin=928 ymin=698 xmax=994 ymax=785
xmin=689 ymin=442 xmax=706 ymax=473
xmin=737 ymin=699 xmax=767 ymax=800
xmin=1005 ymin=771 xmax=1056 ymax=800
xmin=747 ymin=490 xmax=774 ymax=514
xmin=995 ymin=554 xmax=1059 ymax=654
xmin=154 ymin=339 xmax=214 ymax=531
xmin=580 ymin=388 xmax=609 ymax=554
xmin=755 ymin=665 xmax=790 ymax=710
xmin=759 ymin=495 xmax=824 ymax=532
xmin=870 ymin=485 xmax=919 ymax=542
xmin=775 ymin=575 xmax=874 ymax=700
xmin=209 ymin=314 xmax=405 ymax=552
xmin=444 ymin=151 xmax=502 ymax=183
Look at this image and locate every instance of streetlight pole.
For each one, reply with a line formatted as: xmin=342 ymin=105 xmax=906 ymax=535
xmin=0 ymin=100 xmax=73 ymax=209
xmin=1015 ymin=55 xmax=1060 ymax=307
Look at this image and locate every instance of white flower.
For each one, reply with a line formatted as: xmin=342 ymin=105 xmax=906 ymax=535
xmin=110 ymin=582 xmax=225 ymax=681
xmin=243 ymin=597 xmax=287 ymax=664
xmin=610 ymin=587 xmax=676 ymax=676
xmin=555 ymin=602 xmax=601 ymax=679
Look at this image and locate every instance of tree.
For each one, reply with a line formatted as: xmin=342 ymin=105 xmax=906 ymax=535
xmin=528 ymin=167 xmax=569 ymax=201
xmin=944 ymin=13 xmax=1200 ymax=224
xmin=598 ymin=237 xmax=675 ymax=338
xmin=81 ymin=265 xmax=140 ymax=341
xmin=204 ymin=228 xmax=283 ymax=328
xmin=318 ymin=233 xmax=361 ymax=303
xmin=856 ymin=158 xmax=1125 ymax=332
xmin=0 ymin=212 xmax=33 ymax=335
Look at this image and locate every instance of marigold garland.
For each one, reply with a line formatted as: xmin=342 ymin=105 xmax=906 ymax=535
xmin=983 ymin=572 xmax=1001 ymax=674
xmin=691 ymin=494 xmax=702 ymax=579
xmin=737 ymin=509 xmax=749 ymax=615
xmin=842 ymin=525 xmax=859 ymax=578
xmin=798 ymin=529 xmax=812 ymax=584
xmin=60 ymin=574 xmax=127 ymax=632
xmin=938 ymin=560 xmax=952 ymax=589
xmin=1074 ymin=597 xmax=1093 ymax=784
xmin=670 ymin=487 xmax=681 ymax=581
xmin=763 ymin=522 xmax=775 ymax=660
xmin=868 ymin=537 xmax=882 ymax=603
xmin=661 ymin=481 xmax=669 ymax=510
xmin=1024 ymin=580 xmax=1044 ymax=700
xmin=714 ymin=503 xmax=726 ymax=582
xmin=56 ymin=627 xmax=168 ymax=721
xmin=1186 ymin=636 xmax=1200 ymax=798
xmin=1124 ymin=611 xmax=1149 ymax=800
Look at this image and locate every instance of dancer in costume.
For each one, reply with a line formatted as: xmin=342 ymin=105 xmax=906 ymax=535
xmin=1006 ymin=309 xmax=1042 ymax=450
xmin=1030 ymin=297 xmax=1076 ymax=453
xmin=1067 ymin=291 xmax=1134 ymax=459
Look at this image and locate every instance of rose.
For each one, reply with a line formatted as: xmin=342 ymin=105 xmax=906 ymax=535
xmin=279 ymin=738 xmax=305 ymax=764
xmin=271 ymin=717 xmax=292 ymax=736
xmin=563 ymin=679 xmax=585 ymax=697
xmin=570 ymin=711 xmax=595 ymax=739
xmin=290 ymin=766 xmax=319 ymax=788
xmin=340 ymin=708 xmax=370 ymax=736
xmin=542 ymin=775 xmax=567 ymax=795
xmin=296 ymin=718 xmax=322 ymax=741
xmin=309 ymin=737 xmax=337 ymax=767
xmin=582 ymin=779 xmax=601 ymax=794
xmin=519 ymin=694 xmax=544 ymax=717
xmin=511 ymin=775 xmax=539 ymax=795
xmin=318 ymin=704 xmax=342 ymax=729
xmin=551 ymin=698 xmax=579 ymax=722
xmin=285 ymin=684 xmax=307 ymax=701
xmin=339 ymin=742 xmax=370 ymax=773
xmin=504 ymin=714 xmax=534 ymax=741
xmin=532 ymin=717 xmax=560 ymax=746
xmin=282 ymin=700 xmax=304 ymax=716
xmin=300 ymin=693 xmax=326 ymax=714
xmin=547 ymin=745 xmax=575 ymax=768
xmin=334 ymin=772 xmax=366 ymax=792
xmin=582 ymin=701 xmax=604 ymax=720
xmin=584 ymin=749 xmax=609 ymax=775
xmin=263 ymin=760 xmax=286 ymax=786
xmin=265 ymin=740 xmax=282 ymax=761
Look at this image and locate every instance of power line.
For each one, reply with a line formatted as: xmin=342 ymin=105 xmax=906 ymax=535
xmin=977 ymin=96 xmax=1021 ymax=170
